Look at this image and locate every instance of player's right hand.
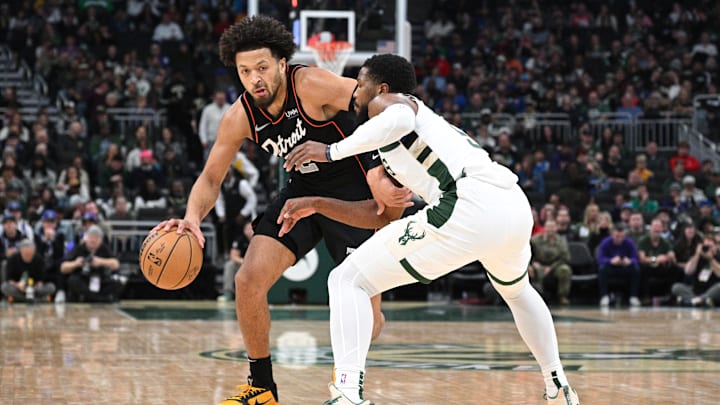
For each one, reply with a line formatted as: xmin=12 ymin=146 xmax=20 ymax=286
xmin=276 ymin=197 xmax=318 ymax=237
xmin=150 ymin=218 xmax=206 ymax=248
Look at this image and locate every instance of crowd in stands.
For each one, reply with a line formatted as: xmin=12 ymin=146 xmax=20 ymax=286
xmin=0 ymin=0 xmax=718 ymax=305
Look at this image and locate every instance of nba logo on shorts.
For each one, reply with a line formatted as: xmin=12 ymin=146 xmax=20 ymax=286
xmin=339 ymin=373 xmax=347 ymax=384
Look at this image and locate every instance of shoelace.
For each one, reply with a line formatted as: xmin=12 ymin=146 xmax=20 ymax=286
xmin=228 ymin=384 xmax=266 ymax=400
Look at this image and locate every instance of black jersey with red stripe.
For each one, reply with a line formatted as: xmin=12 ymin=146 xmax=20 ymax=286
xmin=239 ymin=64 xmax=376 ymax=198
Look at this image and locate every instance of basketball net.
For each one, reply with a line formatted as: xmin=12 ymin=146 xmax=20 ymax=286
xmin=308 ymin=31 xmax=353 ymax=76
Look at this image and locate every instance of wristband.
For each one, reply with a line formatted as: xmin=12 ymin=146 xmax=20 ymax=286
xmin=325 ymin=144 xmax=334 ymax=162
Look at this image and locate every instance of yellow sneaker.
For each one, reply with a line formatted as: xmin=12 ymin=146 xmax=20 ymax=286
xmin=219 ymin=383 xmax=279 ymax=405
xmin=545 ymin=385 xmax=580 ymax=405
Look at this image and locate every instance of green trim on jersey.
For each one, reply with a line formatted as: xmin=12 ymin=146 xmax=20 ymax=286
xmin=424 ymin=156 xmax=459 ymax=228
xmin=486 ymin=269 xmax=528 ymax=286
xmin=400 ymin=258 xmax=432 ymax=284
xmin=416 ymin=146 xmax=433 ymax=163
xmin=379 ymin=141 xmax=401 ymax=152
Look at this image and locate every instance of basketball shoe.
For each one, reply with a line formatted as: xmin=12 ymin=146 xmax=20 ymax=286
xmin=322 ymin=383 xmax=374 ymax=405
xmin=544 ymin=385 xmax=580 ymax=404
xmin=219 ymin=383 xmax=279 ymax=405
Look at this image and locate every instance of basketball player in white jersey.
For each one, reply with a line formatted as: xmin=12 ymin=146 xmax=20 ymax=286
xmin=280 ymin=54 xmax=580 ymax=405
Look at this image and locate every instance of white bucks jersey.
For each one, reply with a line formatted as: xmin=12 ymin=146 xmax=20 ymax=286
xmin=378 ymin=97 xmax=518 ymax=211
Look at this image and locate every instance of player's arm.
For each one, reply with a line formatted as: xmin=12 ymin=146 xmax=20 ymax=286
xmin=283 ymin=94 xmax=418 ymax=170
xmin=276 ymin=196 xmax=396 ymax=237
xmin=152 ymin=101 xmax=251 ymax=246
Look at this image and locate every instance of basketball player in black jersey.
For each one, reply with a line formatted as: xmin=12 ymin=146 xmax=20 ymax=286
xmin=151 ymin=15 xmax=410 ymax=405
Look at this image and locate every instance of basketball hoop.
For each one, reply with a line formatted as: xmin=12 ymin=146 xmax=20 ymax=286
xmin=308 ymin=36 xmax=353 ymax=76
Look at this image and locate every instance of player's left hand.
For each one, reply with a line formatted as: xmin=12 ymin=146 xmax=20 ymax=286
xmin=276 ymin=197 xmax=318 ymax=237
xmin=283 ymin=141 xmax=328 ymax=171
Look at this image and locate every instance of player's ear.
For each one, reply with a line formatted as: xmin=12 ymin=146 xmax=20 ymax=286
xmin=278 ymin=57 xmax=287 ymax=71
xmin=378 ymin=82 xmax=390 ymax=95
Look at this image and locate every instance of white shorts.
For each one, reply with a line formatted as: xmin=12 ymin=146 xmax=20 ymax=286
xmin=342 ymin=177 xmax=534 ymax=295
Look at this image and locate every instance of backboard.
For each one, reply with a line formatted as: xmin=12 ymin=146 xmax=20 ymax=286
xmin=247 ymin=0 xmax=411 ymax=72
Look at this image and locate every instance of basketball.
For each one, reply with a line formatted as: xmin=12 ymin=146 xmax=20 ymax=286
xmin=139 ymin=228 xmax=203 ymax=290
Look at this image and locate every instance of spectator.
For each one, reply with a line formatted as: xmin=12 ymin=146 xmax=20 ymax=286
xmin=679 ymin=175 xmax=707 ymax=207
xmin=626 ymin=211 xmax=646 ymax=246
xmin=198 ymin=90 xmax=230 ymax=161
xmin=6 ymin=201 xmax=34 ymax=241
xmin=56 ymin=121 xmax=86 ymax=168
xmin=107 ymin=196 xmax=134 ymax=221
xmin=673 ymin=221 xmax=702 ymax=269
xmin=215 ymin=167 xmax=257 ymax=252
xmin=555 ymin=207 xmax=579 ymax=242
xmin=644 ymin=141 xmax=669 ymax=174
xmin=125 ymin=126 xmax=151 ymax=172
xmin=60 ymin=225 xmax=121 ymax=302
xmin=0 ymin=214 xmax=25 ymax=263
xmin=153 ymin=12 xmax=184 ymax=42
xmin=33 ymin=209 xmax=67 ymax=303
xmin=166 ymin=179 xmax=188 ymax=217
xmin=577 ymin=203 xmax=600 ymax=241
xmin=134 ymin=178 xmax=167 ymax=211
xmin=529 ymin=219 xmax=573 ymax=305
xmin=602 ymin=145 xmax=627 ymax=184
xmin=218 ymin=220 xmax=254 ymax=302
xmin=55 ymin=165 xmax=90 ymax=207
xmin=637 ymin=219 xmax=681 ymax=303
xmin=630 ymin=154 xmax=653 ymax=184
xmin=630 ymin=184 xmax=659 ymax=215
xmin=695 ymin=199 xmax=718 ymax=235
xmin=154 ymin=127 xmax=185 ymax=163
xmin=129 ymin=149 xmax=164 ymax=192
xmin=672 ymin=236 xmax=720 ymax=307
xmin=1 ymin=239 xmax=55 ymax=302
xmin=588 ymin=211 xmax=613 ymax=254
xmin=669 ymin=141 xmax=701 ymax=173
xmin=596 ymin=224 xmax=641 ymax=307
xmin=24 ymin=154 xmax=57 ymax=194
xmin=692 ymin=32 xmax=718 ymax=59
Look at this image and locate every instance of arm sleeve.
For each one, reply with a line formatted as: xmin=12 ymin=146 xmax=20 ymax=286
xmin=329 ymin=103 xmax=416 ymax=161
xmin=358 ymin=151 xmax=382 ymax=172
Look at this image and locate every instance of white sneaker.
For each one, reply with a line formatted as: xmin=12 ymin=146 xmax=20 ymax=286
xmin=54 ymin=290 xmax=66 ymax=304
xmin=599 ymin=295 xmax=609 ymax=307
xmin=545 ymin=385 xmax=580 ymax=404
xmin=322 ymin=383 xmax=374 ymax=405
xmin=629 ymin=297 xmax=641 ymax=307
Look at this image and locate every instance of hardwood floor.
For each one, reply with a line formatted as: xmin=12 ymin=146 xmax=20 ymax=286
xmin=1 ymin=301 xmax=718 ymax=404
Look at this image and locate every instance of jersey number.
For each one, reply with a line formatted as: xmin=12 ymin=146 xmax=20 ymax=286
xmin=299 ymin=162 xmax=319 ymax=174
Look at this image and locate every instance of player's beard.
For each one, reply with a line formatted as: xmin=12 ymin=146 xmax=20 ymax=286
xmin=354 ymin=105 xmax=370 ymax=127
xmin=253 ymin=75 xmax=283 ymax=109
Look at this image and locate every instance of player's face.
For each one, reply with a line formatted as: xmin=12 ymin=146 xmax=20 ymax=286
xmin=353 ymin=67 xmax=381 ymax=119
xmin=235 ymin=48 xmax=286 ymax=108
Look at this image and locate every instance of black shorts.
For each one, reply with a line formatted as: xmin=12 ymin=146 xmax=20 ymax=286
xmin=253 ymin=182 xmax=375 ymax=265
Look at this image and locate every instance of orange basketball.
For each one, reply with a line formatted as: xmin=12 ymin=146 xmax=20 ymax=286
xmin=139 ymin=228 xmax=203 ymax=290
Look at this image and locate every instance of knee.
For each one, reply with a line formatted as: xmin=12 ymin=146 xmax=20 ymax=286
xmin=233 ymin=265 xmax=271 ymax=298
xmin=556 ymin=264 xmax=572 ymax=277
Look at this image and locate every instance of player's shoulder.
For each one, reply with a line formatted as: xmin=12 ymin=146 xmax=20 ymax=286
xmin=368 ymin=93 xmax=418 ymax=116
xmin=219 ymin=97 xmax=252 ymax=135
xmin=293 ymin=66 xmax=356 ymax=98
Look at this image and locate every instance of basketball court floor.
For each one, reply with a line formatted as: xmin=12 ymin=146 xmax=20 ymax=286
xmin=1 ymin=300 xmax=718 ymax=404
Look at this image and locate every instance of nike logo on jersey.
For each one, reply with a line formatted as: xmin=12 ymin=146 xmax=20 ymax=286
xmin=371 ymin=154 xmax=379 ymax=160
xmin=255 ymin=122 xmax=271 ymax=132
xmin=261 ymin=119 xmax=307 ymax=157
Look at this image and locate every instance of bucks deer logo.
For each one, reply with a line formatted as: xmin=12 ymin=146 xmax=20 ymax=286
xmin=398 ymin=221 xmax=426 ymax=246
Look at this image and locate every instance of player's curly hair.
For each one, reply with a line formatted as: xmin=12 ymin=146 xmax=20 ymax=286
xmin=218 ymin=15 xmax=296 ymax=67
xmin=362 ymin=54 xmax=417 ymax=94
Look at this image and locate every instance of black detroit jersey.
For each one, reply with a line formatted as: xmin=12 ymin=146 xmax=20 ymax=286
xmin=239 ymin=64 xmax=377 ymax=197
